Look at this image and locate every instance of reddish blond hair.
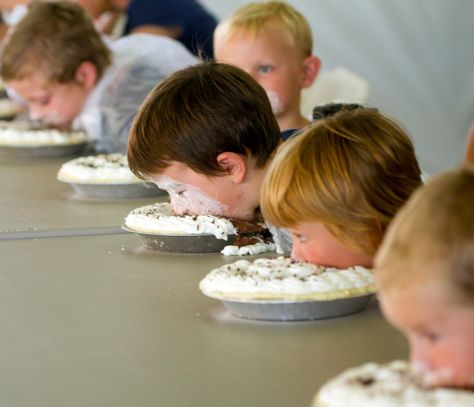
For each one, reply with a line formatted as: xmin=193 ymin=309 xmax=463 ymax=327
xmin=261 ymin=107 xmax=422 ymax=255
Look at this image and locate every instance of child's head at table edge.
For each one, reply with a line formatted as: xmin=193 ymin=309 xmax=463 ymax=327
xmin=260 ymin=105 xmax=422 ymax=269
xmin=375 ymin=165 xmax=474 ymax=390
xmin=127 ymin=61 xmax=281 ymax=221
xmin=0 ymin=1 xmax=111 ymax=127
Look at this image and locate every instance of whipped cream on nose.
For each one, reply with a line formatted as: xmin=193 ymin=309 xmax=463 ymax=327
xmin=153 ymin=175 xmax=228 ymax=216
xmin=412 ymin=361 xmax=455 ymax=387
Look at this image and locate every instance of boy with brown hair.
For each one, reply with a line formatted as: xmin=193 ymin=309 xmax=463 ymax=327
xmin=260 ymin=106 xmax=422 ymax=268
xmin=127 ymin=61 xmax=281 ymax=221
xmin=0 ymin=0 xmax=196 ymax=153
xmin=375 ymin=166 xmax=474 ymax=389
xmin=213 ymin=1 xmax=320 ymax=131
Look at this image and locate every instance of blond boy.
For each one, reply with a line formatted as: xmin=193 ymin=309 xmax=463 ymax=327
xmin=214 ymin=1 xmax=320 ymax=131
xmin=0 ymin=1 xmax=196 ymax=153
xmin=375 ymin=166 xmax=474 ymax=389
xmin=260 ymin=106 xmax=422 ymax=268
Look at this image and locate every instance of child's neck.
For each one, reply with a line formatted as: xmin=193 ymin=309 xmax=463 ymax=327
xmin=277 ymin=112 xmax=309 ymax=131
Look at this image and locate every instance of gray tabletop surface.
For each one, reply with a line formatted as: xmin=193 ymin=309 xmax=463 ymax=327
xmin=0 ymin=160 xmax=166 ymax=238
xmin=0 ymin=234 xmax=408 ymax=407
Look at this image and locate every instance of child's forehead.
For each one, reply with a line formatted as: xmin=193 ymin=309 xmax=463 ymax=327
xmin=228 ymin=23 xmax=294 ymax=45
xmin=221 ymin=25 xmax=303 ymax=60
xmin=7 ymin=68 xmax=54 ymax=88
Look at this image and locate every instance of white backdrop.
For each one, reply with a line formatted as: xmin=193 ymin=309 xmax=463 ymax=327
xmin=201 ymin=0 xmax=474 ymax=174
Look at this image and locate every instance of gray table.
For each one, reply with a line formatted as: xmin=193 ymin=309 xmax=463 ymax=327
xmin=0 ymin=234 xmax=408 ymax=407
xmin=0 ymin=160 xmax=166 ymax=239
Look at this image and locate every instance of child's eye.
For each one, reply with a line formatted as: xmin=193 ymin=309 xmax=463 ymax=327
xmin=420 ymin=331 xmax=440 ymax=343
xmin=34 ymin=96 xmax=51 ymax=106
xmin=292 ymin=232 xmax=307 ymax=243
xmin=258 ymin=65 xmax=274 ymax=74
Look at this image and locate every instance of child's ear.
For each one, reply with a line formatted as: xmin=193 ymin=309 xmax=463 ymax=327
xmin=301 ymin=55 xmax=321 ymax=88
xmin=75 ymin=61 xmax=98 ymax=90
xmin=216 ymin=152 xmax=247 ymax=184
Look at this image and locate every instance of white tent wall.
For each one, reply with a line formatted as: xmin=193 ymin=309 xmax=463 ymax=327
xmin=202 ymin=0 xmax=474 ymax=174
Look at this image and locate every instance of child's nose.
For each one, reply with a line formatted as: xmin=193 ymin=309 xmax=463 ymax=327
xmin=290 ymin=242 xmax=305 ymax=262
xmin=410 ymin=341 xmax=433 ymax=371
xmin=29 ymin=106 xmax=46 ymax=121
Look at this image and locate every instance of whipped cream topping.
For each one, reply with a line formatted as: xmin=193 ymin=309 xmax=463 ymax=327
xmin=199 ymin=256 xmax=375 ymax=300
xmin=57 ymin=153 xmax=141 ymax=184
xmin=221 ymin=242 xmax=276 ymax=256
xmin=153 ymin=175 xmax=229 ymax=217
xmin=315 ymin=361 xmax=474 ymax=407
xmin=124 ymin=202 xmax=237 ymax=240
xmin=0 ymin=122 xmax=87 ymax=146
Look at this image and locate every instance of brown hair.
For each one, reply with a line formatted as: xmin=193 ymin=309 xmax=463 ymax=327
xmin=0 ymin=0 xmax=112 ymax=83
xmin=127 ymin=62 xmax=281 ymax=179
xmin=215 ymin=1 xmax=313 ymax=57
xmin=375 ymin=165 xmax=474 ymax=304
xmin=261 ymin=107 xmax=422 ymax=255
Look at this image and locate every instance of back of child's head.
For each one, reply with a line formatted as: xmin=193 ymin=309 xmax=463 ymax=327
xmin=0 ymin=0 xmax=111 ymax=84
xmin=375 ymin=165 xmax=474 ymax=305
xmin=127 ymin=62 xmax=281 ymax=180
xmin=261 ymin=106 xmax=422 ymax=255
xmin=215 ymin=1 xmax=312 ymax=58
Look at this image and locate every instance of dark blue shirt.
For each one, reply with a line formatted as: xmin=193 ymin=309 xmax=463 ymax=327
xmin=125 ymin=0 xmax=218 ymax=59
xmin=280 ymin=128 xmax=300 ymax=141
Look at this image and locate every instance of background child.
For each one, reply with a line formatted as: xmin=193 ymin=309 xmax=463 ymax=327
xmin=375 ymin=166 xmax=474 ymax=389
xmin=0 ymin=0 xmax=197 ymax=153
xmin=127 ymin=62 xmax=281 ymax=221
xmin=213 ymin=1 xmax=320 ymax=131
xmin=74 ymin=0 xmax=218 ymax=58
xmin=260 ymin=106 xmax=422 ymax=268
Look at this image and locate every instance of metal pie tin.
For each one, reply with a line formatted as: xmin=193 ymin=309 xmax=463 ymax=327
xmin=202 ymin=291 xmax=374 ymax=321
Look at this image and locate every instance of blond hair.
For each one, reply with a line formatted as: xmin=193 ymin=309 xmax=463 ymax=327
xmin=261 ymin=107 xmax=422 ymax=255
xmin=215 ymin=1 xmax=313 ymax=57
xmin=0 ymin=1 xmax=111 ymax=83
xmin=375 ymin=166 xmax=474 ymax=305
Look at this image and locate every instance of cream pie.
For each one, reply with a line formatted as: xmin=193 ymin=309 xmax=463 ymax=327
xmin=199 ymin=256 xmax=375 ymax=301
xmin=0 ymin=121 xmax=87 ymax=146
xmin=124 ymin=202 xmax=237 ymax=240
xmin=314 ymin=360 xmax=474 ymax=407
xmin=57 ymin=153 xmax=140 ymax=184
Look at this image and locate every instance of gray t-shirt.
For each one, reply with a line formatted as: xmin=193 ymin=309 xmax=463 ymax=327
xmin=74 ymin=33 xmax=197 ymax=153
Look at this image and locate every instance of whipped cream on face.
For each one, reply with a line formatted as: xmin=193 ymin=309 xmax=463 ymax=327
xmin=266 ymin=90 xmax=284 ymax=115
xmin=314 ymin=360 xmax=474 ymax=407
xmin=57 ymin=153 xmax=140 ymax=184
xmin=0 ymin=122 xmax=87 ymax=146
xmin=199 ymin=256 xmax=375 ymax=300
xmin=153 ymin=175 xmax=229 ymax=217
xmin=221 ymin=242 xmax=276 ymax=256
xmin=124 ymin=202 xmax=237 ymax=240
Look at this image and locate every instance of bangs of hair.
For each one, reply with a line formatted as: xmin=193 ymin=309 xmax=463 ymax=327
xmin=226 ymin=1 xmax=313 ymax=56
xmin=262 ymin=108 xmax=422 ymax=255
xmin=1 ymin=1 xmax=111 ymax=83
xmin=127 ymin=62 xmax=281 ymax=180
